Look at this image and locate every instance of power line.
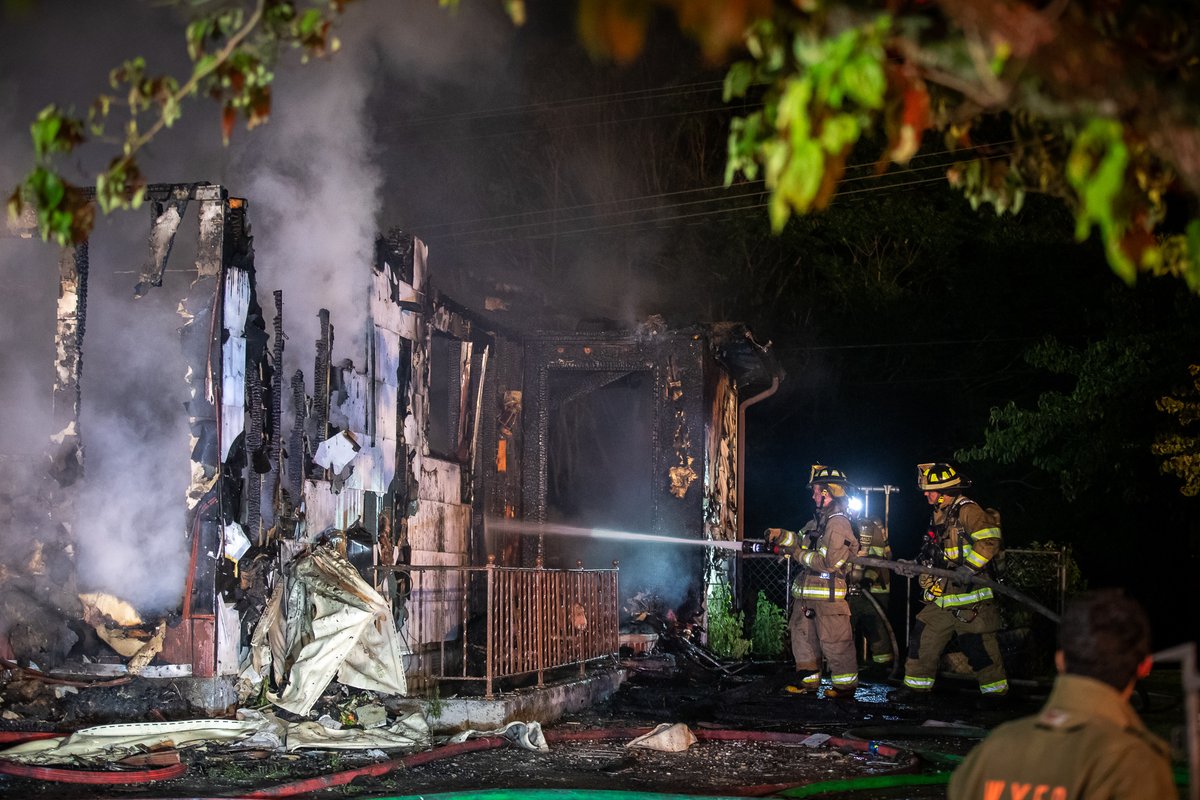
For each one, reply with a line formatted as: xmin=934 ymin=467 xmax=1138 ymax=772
xmin=395 ymin=79 xmax=729 ymax=128
xmin=775 ymin=335 xmax=1045 ymax=351
xmin=414 ymin=147 xmax=1014 ymax=240
xmin=446 ymin=173 xmax=963 ymax=247
xmin=423 ymin=100 xmax=756 ymax=145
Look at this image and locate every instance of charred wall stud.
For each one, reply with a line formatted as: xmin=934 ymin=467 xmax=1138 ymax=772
xmin=168 ymin=184 xmax=231 ymax=677
xmin=136 ymin=186 xmax=190 ymax=298
xmin=49 ymin=241 xmax=88 ymax=485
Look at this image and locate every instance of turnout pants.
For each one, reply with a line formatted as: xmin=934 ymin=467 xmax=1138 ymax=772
xmin=790 ymin=598 xmax=858 ymax=691
xmin=848 ymin=591 xmax=894 ymax=664
xmin=903 ymin=600 xmax=1008 ymax=695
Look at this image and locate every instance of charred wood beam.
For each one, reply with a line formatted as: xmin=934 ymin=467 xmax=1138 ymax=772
xmin=194 ymin=185 xmax=225 ymax=280
xmin=288 ymin=369 xmax=307 ymax=504
xmin=313 ymin=309 xmax=333 ymax=446
xmin=47 ymin=242 xmax=88 ymax=485
xmin=136 ymin=188 xmax=189 ymax=298
xmin=246 ymin=363 xmax=263 ymax=542
xmin=170 ymin=188 xmax=229 ymax=678
xmin=549 ymin=370 xmax=634 ymax=411
xmin=265 ymin=290 xmax=285 ymax=529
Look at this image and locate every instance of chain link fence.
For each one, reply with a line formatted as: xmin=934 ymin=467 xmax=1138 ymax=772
xmin=730 ymin=547 xmax=1071 ymax=676
xmin=736 ymin=552 xmax=794 ymax=614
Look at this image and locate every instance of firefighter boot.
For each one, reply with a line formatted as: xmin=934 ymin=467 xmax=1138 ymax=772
xmin=784 ymin=672 xmax=821 ymax=695
xmin=823 ymin=685 xmax=858 ymax=700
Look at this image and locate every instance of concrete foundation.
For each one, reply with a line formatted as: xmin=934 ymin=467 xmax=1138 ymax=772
xmin=411 ymin=668 xmax=628 ymax=734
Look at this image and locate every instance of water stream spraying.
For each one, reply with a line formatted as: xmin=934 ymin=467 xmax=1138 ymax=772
xmin=486 ymin=518 xmax=742 ymax=551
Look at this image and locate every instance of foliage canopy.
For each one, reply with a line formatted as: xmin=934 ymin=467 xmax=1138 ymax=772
xmin=7 ymin=0 xmax=1200 ymax=298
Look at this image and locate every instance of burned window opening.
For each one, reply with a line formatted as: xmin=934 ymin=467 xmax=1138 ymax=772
xmin=376 ymin=227 xmax=416 ymax=294
xmin=427 ymin=332 xmax=470 ymax=461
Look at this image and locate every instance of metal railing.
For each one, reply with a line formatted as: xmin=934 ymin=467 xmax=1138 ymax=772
xmin=381 ymin=558 xmax=619 ymax=699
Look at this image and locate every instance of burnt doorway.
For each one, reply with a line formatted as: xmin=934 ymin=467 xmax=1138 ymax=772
xmin=540 ymin=366 xmax=693 ymax=611
xmin=545 ymin=369 xmax=655 ymax=576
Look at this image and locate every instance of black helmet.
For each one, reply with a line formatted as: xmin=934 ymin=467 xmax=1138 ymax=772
xmin=917 ymin=462 xmax=968 ymax=491
xmin=809 ymin=464 xmax=851 ymax=497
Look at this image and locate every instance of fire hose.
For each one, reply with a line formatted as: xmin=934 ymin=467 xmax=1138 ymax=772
xmin=855 ymin=587 xmax=902 ymax=679
xmin=0 ymin=759 xmax=187 ymax=784
xmin=741 ymin=541 xmax=1061 ymax=623
xmin=848 ymin=556 xmax=1061 ymax=624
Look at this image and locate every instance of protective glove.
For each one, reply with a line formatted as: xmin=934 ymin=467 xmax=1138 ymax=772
xmin=766 ymin=528 xmax=796 ymax=549
xmin=918 ymin=574 xmax=945 ymax=597
xmin=954 ymin=565 xmax=978 ymax=580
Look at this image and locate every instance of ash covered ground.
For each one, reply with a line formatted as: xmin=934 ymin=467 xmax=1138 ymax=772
xmin=0 ymin=651 xmax=1188 ymax=799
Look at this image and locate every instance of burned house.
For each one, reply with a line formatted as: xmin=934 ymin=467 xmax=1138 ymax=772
xmin=0 ymin=183 xmax=780 ymax=709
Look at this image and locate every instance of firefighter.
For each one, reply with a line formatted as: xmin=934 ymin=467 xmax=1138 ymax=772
xmin=893 ymin=462 xmax=1008 ymax=700
xmin=948 ymin=590 xmax=1174 ymax=800
xmin=847 ymin=514 xmax=895 ymax=669
xmin=768 ymin=465 xmax=859 ymax=699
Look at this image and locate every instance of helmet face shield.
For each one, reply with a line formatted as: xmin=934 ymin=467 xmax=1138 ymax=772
xmin=917 ymin=462 xmax=963 ymax=491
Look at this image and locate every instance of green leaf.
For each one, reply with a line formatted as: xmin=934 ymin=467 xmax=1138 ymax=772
xmin=781 ymin=138 xmax=823 ymax=211
xmin=193 ymin=54 xmax=219 ymax=79
xmin=840 ymin=52 xmax=885 ymax=109
xmin=29 ymin=107 xmax=62 ymax=159
xmin=186 ymin=18 xmax=213 ymax=61
xmin=1186 ymin=219 xmax=1200 ymax=292
xmin=162 ymin=95 xmax=182 ymax=128
xmin=776 ymin=76 xmax=812 ymax=137
xmin=819 ymin=113 xmax=860 ymax=153
xmin=297 ymin=8 xmax=323 ymax=37
xmin=723 ymin=61 xmax=755 ymax=102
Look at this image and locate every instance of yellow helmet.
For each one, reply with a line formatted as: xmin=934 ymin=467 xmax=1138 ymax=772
xmin=917 ymin=462 xmax=966 ymax=491
xmin=809 ymin=464 xmax=850 ymax=497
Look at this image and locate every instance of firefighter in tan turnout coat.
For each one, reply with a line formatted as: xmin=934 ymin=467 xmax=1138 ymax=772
xmin=897 ymin=462 xmax=1009 ymax=699
xmin=768 ymin=465 xmax=859 ymax=699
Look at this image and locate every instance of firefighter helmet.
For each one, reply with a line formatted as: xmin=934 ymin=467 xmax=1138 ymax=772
xmin=917 ymin=462 xmax=968 ymax=491
xmin=809 ymin=464 xmax=851 ymax=497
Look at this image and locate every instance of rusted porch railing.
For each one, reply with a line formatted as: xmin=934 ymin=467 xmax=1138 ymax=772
xmin=382 ymin=559 xmax=619 ymax=699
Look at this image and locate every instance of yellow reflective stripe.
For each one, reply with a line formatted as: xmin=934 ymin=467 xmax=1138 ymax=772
xmin=801 ymin=673 xmax=820 ymax=686
xmin=817 ymin=546 xmax=829 ymax=556
xmin=904 ymin=676 xmax=934 ymax=689
xmin=980 ymin=680 xmax=1009 ymax=694
xmin=944 ymin=546 xmax=961 ymax=558
xmin=935 ymin=588 xmax=994 ymax=607
xmin=972 ymin=527 xmax=1001 ymax=540
xmin=833 ymin=558 xmax=847 ymax=569
xmin=831 ymin=673 xmax=858 ymax=686
xmin=779 ymin=531 xmax=796 ymax=547
xmin=795 ymin=586 xmax=847 ymax=599
xmin=867 ymin=545 xmax=888 ymax=556
xmin=964 ymin=550 xmax=989 ymax=568
xmin=872 ymin=654 xmax=893 ymax=663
